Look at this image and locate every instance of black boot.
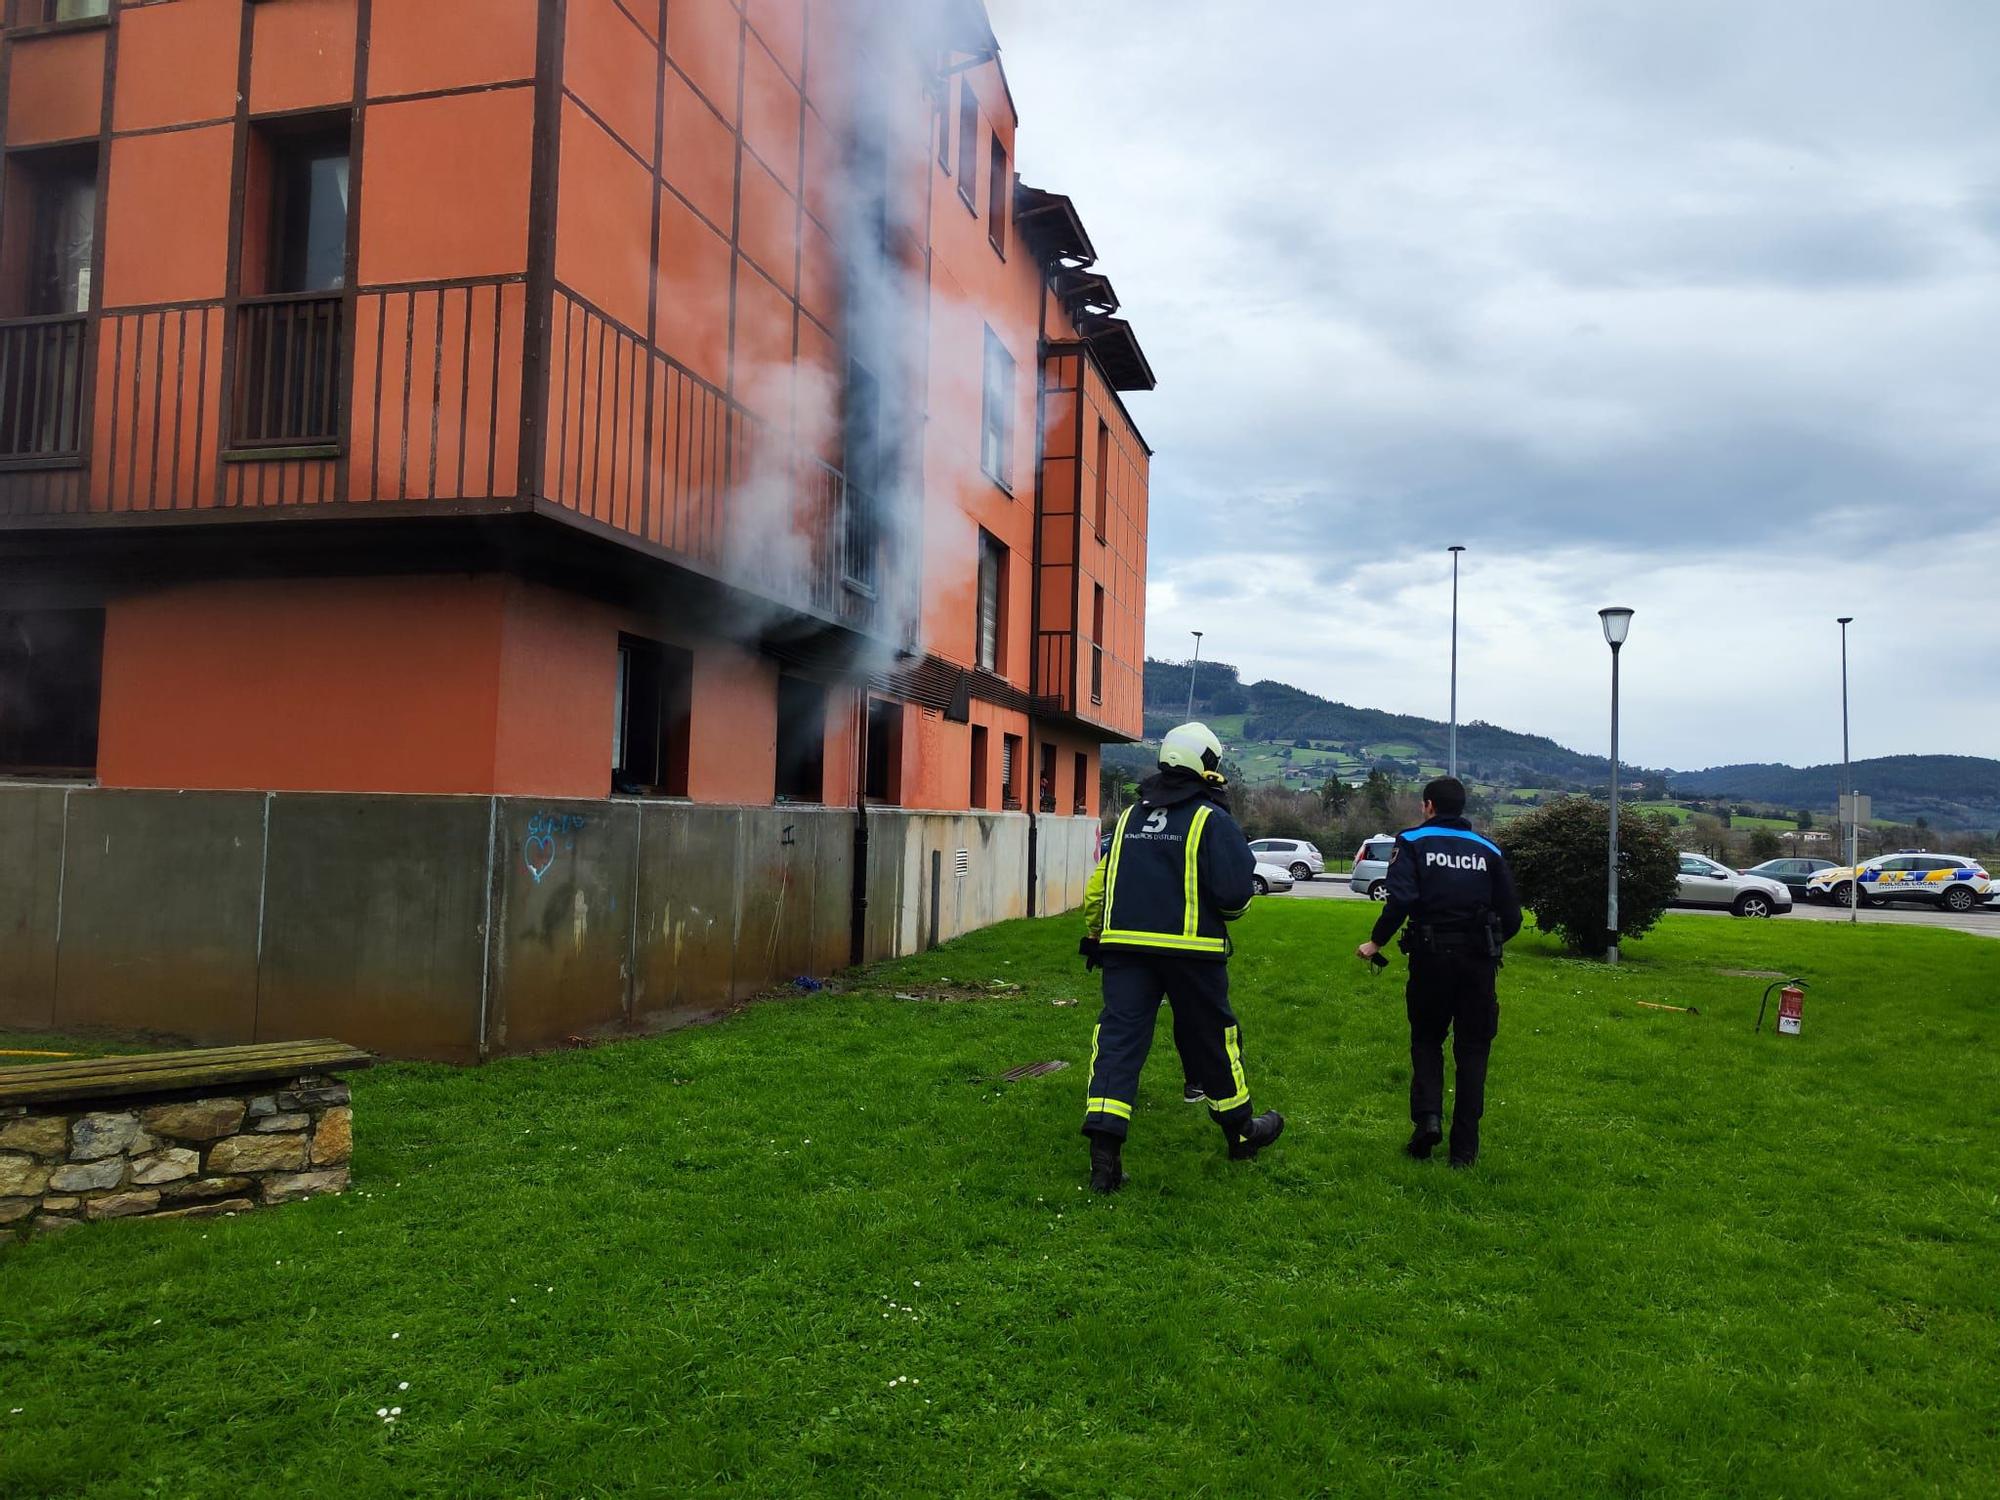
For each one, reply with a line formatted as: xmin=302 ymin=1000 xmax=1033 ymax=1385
xmin=1227 ymin=1110 xmax=1285 ymax=1161
xmin=1406 ymin=1113 xmax=1443 ymax=1160
xmin=1088 ymin=1132 xmax=1125 ymax=1194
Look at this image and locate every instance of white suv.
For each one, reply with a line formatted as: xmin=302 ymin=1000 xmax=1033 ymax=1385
xmin=1806 ymin=852 xmax=1993 ymax=913
xmin=1249 ymin=838 xmax=1324 ymax=882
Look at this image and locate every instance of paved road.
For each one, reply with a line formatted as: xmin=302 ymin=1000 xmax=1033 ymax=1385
xmin=1281 ymin=875 xmax=2000 ymax=939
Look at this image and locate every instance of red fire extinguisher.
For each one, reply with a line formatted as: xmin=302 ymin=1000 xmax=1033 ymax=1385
xmin=1757 ymin=979 xmax=1808 ymax=1035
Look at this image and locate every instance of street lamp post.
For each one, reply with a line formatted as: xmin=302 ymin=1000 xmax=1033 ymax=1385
xmin=1186 ymin=630 xmax=1204 ymax=720
xmin=1599 ymin=607 xmax=1634 ymax=964
xmin=1448 ymin=546 xmax=1466 ymax=780
xmin=1839 ymin=616 xmax=1856 ymax=925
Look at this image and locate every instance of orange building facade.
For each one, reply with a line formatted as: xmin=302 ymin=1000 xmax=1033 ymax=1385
xmin=0 ymin=0 xmax=1152 ymax=830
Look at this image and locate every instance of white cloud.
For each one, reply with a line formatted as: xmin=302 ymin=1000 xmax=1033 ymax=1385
xmin=988 ymin=0 xmax=2000 ymax=766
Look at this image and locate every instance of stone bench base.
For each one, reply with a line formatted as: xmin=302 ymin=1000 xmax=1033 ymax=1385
xmin=1 ymin=1076 xmax=352 ymax=1242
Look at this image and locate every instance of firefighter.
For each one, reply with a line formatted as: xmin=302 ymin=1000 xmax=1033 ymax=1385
xmin=1356 ymin=776 xmax=1522 ymax=1168
xmin=1076 ymin=722 xmax=1285 ymax=1193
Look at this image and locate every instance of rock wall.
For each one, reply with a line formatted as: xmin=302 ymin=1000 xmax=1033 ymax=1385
xmin=0 ymin=1076 xmax=352 ymax=1243
xmin=0 ymin=787 xmax=1100 ymax=1062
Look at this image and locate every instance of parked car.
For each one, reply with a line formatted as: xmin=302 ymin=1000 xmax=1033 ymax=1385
xmin=1805 ymin=852 xmax=1993 ymax=913
xmin=1741 ymin=857 xmax=1839 ymax=897
xmin=1249 ymin=838 xmax=1324 ymax=882
xmin=1349 ymin=835 xmax=1398 ymax=899
xmin=1251 ymin=861 xmax=1294 ymax=897
xmin=1675 ymin=853 xmax=1793 ymax=917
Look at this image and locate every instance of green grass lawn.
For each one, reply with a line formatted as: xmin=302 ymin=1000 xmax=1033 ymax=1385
xmin=4 ymin=907 xmax=1997 ymax=1497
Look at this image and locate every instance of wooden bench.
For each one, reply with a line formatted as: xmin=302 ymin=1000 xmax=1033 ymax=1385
xmin=0 ymin=1039 xmax=372 ymax=1241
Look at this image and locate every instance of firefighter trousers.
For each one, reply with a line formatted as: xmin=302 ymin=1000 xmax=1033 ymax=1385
xmin=1407 ymin=952 xmax=1499 ymax=1158
xmin=1083 ymin=951 xmax=1254 ymax=1142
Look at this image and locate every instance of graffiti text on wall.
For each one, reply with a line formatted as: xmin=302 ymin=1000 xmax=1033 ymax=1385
xmin=522 ymin=811 xmax=589 ymax=885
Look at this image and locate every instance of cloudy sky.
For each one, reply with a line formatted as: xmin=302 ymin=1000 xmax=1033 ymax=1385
xmin=984 ymin=0 xmax=2000 ymax=770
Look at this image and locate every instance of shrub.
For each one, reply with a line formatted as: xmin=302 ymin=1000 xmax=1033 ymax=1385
xmin=1503 ymin=798 xmax=1681 ymax=955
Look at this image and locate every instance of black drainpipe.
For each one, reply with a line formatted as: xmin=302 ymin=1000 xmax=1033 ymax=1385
xmin=849 ymin=683 xmax=870 ymax=966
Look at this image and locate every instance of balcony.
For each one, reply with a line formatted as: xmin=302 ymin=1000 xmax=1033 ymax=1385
xmin=0 ymin=313 xmax=86 ymax=465
xmin=231 ymin=293 xmax=342 ymax=452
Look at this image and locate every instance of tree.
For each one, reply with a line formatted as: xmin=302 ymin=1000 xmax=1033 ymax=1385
xmin=1504 ymin=798 xmax=1681 ymax=956
xmin=1363 ymin=768 xmax=1395 ymax=815
xmin=1796 ymin=809 xmax=1813 ymax=832
xmin=1688 ymin=814 xmax=1729 ymax=857
xmin=1640 ymin=774 xmax=1668 ymax=802
xmin=1319 ymin=778 xmax=1354 ymax=816
xmin=1748 ymin=828 xmax=1781 ymax=861
xmin=1099 ymin=762 xmax=1138 ymax=822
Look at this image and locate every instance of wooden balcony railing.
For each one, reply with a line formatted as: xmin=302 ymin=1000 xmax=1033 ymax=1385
xmin=232 ymin=293 xmax=342 ymax=449
xmin=0 ymin=313 xmax=86 ymax=463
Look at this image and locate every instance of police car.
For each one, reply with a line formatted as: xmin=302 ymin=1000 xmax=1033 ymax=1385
xmin=1804 ymin=852 xmax=1993 ymax=913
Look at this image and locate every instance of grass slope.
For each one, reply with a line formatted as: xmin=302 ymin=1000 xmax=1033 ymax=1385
xmin=3 ymin=908 xmax=1996 ymax=1497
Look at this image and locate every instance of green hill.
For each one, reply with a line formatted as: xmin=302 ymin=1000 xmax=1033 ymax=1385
xmin=1140 ymin=657 xmax=2000 ymax=831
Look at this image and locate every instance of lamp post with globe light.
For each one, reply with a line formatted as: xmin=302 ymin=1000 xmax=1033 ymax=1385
xmin=1599 ymin=607 xmax=1634 ymax=964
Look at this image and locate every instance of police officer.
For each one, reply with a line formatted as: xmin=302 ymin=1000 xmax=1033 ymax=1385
xmin=1355 ymin=777 xmax=1521 ymax=1168
xmin=1076 ymin=722 xmax=1284 ymax=1193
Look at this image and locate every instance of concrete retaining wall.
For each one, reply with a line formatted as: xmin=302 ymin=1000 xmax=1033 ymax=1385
xmin=0 ymin=787 xmax=1097 ymax=1062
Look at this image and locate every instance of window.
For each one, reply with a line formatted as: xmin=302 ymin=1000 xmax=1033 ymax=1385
xmin=247 ymin=121 xmax=351 ymax=296
xmin=841 ymin=360 xmax=880 ymax=590
xmin=0 ymin=145 xmax=94 ymax=459
xmin=0 ymin=609 xmax=102 ymax=776
xmin=864 ymin=697 xmax=902 ymax=804
xmin=234 ymin=118 xmax=350 ymax=448
xmin=775 ymin=675 xmax=826 ymax=802
xmin=1001 ymin=732 xmax=1022 ymax=810
xmin=1 ymin=146 xmax=95 ymax=318
xmin=10 ymin=1 xmax=111 ymax=23
xmin=1094 ymin=418 xmax=1110 ymax=537
xmin=1073 ymin=751 xmax=1089 ymax=815
xmin=987 ymin=133 xmax=1007 ymax=252
xmin=969 ymin=724 xmax=989 ymax=810
xmin=1090 ymin=584 xmax=1105 ymax=704
xmin=980 ymin=327 xmax=1013 ymax=489
xmin=612 ymin=635 xmax=691 ymax=797
xmin=957 ymin=80 xmax=978 ymax=207
xmin=1038 ymin=742 xmax=1056 ymax=813
xmin=976 ymin=529 xmax=1006 ymax=674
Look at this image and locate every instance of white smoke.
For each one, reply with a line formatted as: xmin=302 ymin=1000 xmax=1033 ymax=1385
xmin=719 ymin=0 xmax=1001 ymax=681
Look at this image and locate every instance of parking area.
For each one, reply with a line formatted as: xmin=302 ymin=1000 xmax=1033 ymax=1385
xmin=1280 ymin=875 xmax=2000 ymax=938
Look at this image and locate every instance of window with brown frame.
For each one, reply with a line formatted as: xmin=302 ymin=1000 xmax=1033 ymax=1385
xmin=987 ymin=133 xmax=1007 ymax=253
xmin=980 ymin=327 xmax=1014 ymax=490
xmin=1091 ymin=584 xmax=1105 ymax=704
xmin=957 ymin=79 xmax=978 ymax=208
xmin=864 ymin=697 xmax=903 ymax=804
xmin=6 ymin=1 xmax=110 ymax=25
xmin=775 ymin=676 xmax=827 ymax=803
xmin=612 ymin=635 xmax=692 ymax=798
xmin=1074 ymin=751 xmax=1090 ymax=815
xmin=0 ymin=144 xmax=94 ymax=459
xmin=0 ymin=608 xmax=102 ymax=776
xmin=1001 ymin=732 xmax=1022 ymax=810
xmin=969 ymin=724 xmax=990 ymax=810
xmin=1094 ymin=417 xmax=1110 ymax=537
xmin=233 ymin=116 xmax=350 ymax=449
xmin=976 ymin=529 xmax=1007 ymax=674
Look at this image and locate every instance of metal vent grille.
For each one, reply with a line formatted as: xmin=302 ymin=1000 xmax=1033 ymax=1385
xmin=954 ymin=849 xmax=970 ymax=878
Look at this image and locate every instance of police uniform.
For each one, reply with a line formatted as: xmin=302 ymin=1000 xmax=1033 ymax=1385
xmin=1079 ymin=767 xmax=1277 ymax=1162
xmin=1369 ymin=816 xmax=1522 ymax=1164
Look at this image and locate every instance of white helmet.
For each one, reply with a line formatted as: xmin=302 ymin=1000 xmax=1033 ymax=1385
xmin=1159 ymin=721 xmax=1226 ymax=784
